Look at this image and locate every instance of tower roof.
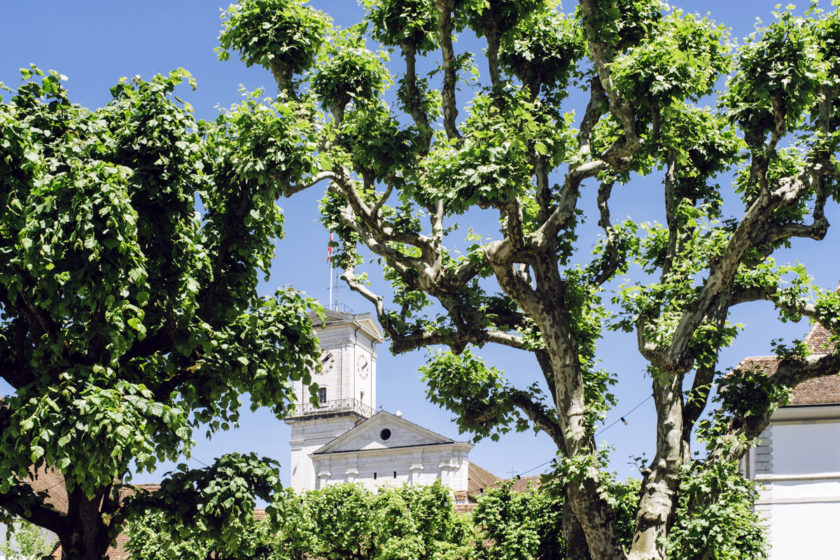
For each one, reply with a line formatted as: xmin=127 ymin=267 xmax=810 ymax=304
xmin=311 ymin=309 xmax=384 ymax=343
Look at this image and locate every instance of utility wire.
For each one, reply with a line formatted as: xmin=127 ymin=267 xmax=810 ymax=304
xmin=513 ymin=394 xmax=653 ymax=478
xmin=595 ymin=395 xmax=652 ymax=437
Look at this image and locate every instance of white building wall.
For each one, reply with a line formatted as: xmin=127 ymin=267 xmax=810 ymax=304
xmin=312 ymin=443 xmax=472 ymax=492
xmin=288 ymin=416 xmax=360 ymax=491
xmin=748 ymin=409 xmax=840 ymax=560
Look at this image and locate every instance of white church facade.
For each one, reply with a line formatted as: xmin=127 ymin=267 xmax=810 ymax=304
xmin=284 ymin=310 xmax=474 ymax=495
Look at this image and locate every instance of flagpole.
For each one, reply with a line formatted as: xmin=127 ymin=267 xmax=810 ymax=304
xmin=329 ymin=258 xmax=333 ymax=310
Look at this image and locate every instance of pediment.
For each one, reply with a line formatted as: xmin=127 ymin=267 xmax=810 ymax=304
xmin=309 ymin=310 xmax=383 ymax=342
xmin=314 ymin=411 xmax=456 ymax=454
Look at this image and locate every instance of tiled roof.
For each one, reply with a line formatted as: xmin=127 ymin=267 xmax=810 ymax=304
xmin=467 ymin=462 xmax=500 ymax=495
xmin=737 ymin=323 xmax=839 ymax=406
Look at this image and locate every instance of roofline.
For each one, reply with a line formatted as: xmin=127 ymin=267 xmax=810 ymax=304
xmin=310 ymin=309 xmax=384 ymax=342
xmin=311 ymin=410 xmax=470 ymax=454
xmin=313 ymin=441 xmax=473 ymax=457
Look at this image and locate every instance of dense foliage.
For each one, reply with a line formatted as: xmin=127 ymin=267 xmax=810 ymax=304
xmin=0 ymin=68 xmax=322 ymax=559
xmin=125 ymin=481 xmax=569 ymax=560
xmin=0 ymin=519 xmax=56 ymax=560
xmin=217 ymin=0 xmax=840 ymax=558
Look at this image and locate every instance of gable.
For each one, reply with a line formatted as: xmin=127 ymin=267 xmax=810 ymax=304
xmin=314 ymin=411 xmax=456 ymax=454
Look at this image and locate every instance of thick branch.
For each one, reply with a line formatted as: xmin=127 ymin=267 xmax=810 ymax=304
xmin=578 ymin=0 xmax=639 ymax=148
xmin=399 ymin=42 xmax=432 ymax=146
xmin=667 ymin=171 xmax=816 ymax=368
xmin=511 ymin=391 xmax=565 ymax=451
xmin=282 ymin=170 xmax=337 ymax=198
xmin=0 ymin=476 xmax=68 ymax=536
xmin=577 ymin=77 xmax=607 ymax=156
xmin=341 ymin=268 xmax=527 ymax=354
xmin=532 ymin=159 xmax=605 ymax=247
xmin=433 ymin=0 xmax=460 ymax=140
xmin=481 ymin=5 xmax=502 ymax=90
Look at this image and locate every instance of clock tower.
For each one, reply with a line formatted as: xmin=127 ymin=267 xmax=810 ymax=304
xmin=285 ymin=309 xmax=383 ymax=491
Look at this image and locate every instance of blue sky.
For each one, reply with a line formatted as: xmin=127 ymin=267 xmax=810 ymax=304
xmin=1 ymin=1 xmax=837 ymax=486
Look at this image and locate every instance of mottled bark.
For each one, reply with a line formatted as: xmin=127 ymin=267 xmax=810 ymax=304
xmin=627 ymin=373 xmax=687 ymax=560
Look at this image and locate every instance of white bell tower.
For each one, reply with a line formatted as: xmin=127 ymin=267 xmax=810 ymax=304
xmin=285 ymin=309 xmax=383 ymax=491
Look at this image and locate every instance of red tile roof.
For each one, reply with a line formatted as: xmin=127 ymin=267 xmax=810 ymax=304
xmin=737 ymin=323 xmax=839 ymax=406
xmin=467 ymin=462 xmax=500 ymax=495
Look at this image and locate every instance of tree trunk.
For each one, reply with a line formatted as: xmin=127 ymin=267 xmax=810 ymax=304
xmin=56 ymin=491 xmax=113 ymax=560
xmin=535 ymin=303 xmax=626 ymax=560
xmin=627 ymin=373 xmax=687 ymax=560
xmin=563 ymin=496 xmax=592 ymax=560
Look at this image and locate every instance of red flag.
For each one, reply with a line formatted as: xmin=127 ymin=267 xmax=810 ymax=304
xmin=327 ymin=232 xmax=333 ymax=263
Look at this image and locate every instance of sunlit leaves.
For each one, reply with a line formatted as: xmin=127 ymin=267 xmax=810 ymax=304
xmin=363 ymin=0 xmax=438 ymax=54
xmin=218 ymin=0 xmax=331 ymax=87
xmin=472 ymin=481 xmax=564 ymax=560
xmin=612 ymin=10 xmax=730 ymax=113
xmin=0 ymin=69 xmax=322 ymax=535
xmin=0 ymin=375 xmax=190 ymax=496
xmin=126 ymin=453 xmax=283 ymax=556
xmin=311 ymin=29 xmax=391 ymax=117
xmin=499 ymin=3 xmax=584 ymax=98
xmin=423 ymin=90 xmax=573 ymax=214
xmin=421 ymin=350 xmax=537 ymax=441
xmin=723 ymin=8 xmax=825 ymax=141
xmin=665 ymin=462 xmax=768 ymax=560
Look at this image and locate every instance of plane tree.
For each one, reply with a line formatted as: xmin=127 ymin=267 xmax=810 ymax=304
xmin=217 ymin=0 xmax=840 ymax=559
xmin=0 ymin=68 xmax=322 ymax=559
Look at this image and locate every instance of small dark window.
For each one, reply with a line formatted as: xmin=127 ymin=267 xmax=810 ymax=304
xmin=380 ymin=428 xmax=391 ymax=441
xmin=318 ymin=387 xmax=327 ymax=404
xmin=374 ymin=472 xmax=377 ymax=480
xmin=393 ymin=471 xmax=397 ymax=479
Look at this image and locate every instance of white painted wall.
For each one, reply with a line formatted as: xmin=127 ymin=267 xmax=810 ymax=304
xmin=286 ymin=313 xmax=380 ymax=492
xmin=747 ymin=408 xmax=840 ymax=560
xmin=288 ymin=415 xmax=360 ymax=491
xmin=312 ymin=443 xmax=472 ymax=492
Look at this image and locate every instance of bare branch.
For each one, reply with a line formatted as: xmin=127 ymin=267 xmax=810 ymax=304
xmin=481 ymin=6 xmax=502 ymax=90
xmin=576 ymin=76 xmax=607 ymax=155
xmin=371 ymin=182 xmax=395 ymax=220
xmin=590 ymin=181 xmax=620 ymax=286
xmin=662 ymin=151 xmax=678 ymax=278
xmin=399 ymin=42 xmax=432 ymax=148
xmin=531 ymin=159 xmax=605 ymax=247
xmin=282 ymin=170 xmax=338 ymax=198
xmin=510 ymin=391 xmax=565 ymax=450
xmin=341 ymin=268 xmax=527 ymax=355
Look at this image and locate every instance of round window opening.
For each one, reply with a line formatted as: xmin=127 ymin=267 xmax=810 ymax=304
xmin=380 ymin=428 xmax=392 ymax=441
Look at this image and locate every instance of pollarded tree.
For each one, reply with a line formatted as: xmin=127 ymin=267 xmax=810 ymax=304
xmin=0 ymin=68 xmax=323 ymax=559
xmin=218 ymin=1 xmax=840 ymax=559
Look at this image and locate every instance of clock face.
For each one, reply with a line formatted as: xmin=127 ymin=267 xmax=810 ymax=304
xmin=319 ymin=351 xmax=335 ymax=374
xmin=357 ymin=354 xmax=369 ymax=379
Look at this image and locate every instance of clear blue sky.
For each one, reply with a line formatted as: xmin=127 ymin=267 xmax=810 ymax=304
xmin=1 ymin=1 xmax=836 ymax=486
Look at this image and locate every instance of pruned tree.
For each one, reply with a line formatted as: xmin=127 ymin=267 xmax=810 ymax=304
xmin=0 ymin=68 xmax=322 ymax=559
xmin=216 ymin=1 xmax=840 ymax=559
